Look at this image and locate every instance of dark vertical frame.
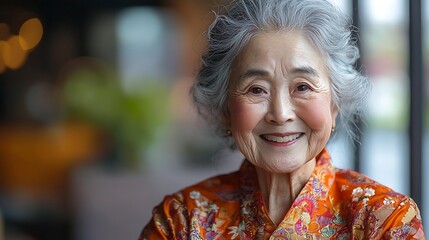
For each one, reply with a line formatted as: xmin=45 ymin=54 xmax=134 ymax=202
xmin=409 ymin=0 xmax=424 ymax=209
xmin=352 ymin=0 xmax=361 ymax=173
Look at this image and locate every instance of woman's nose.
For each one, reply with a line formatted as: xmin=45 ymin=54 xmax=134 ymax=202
xmin=265 ymin=94 xmax=295 ymax=125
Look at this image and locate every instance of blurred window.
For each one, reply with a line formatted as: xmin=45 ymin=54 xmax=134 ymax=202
xmin=359 ymin=0 xmax=409 ymax=195
xmin=116 ymin=7 xmax=179 ymax=90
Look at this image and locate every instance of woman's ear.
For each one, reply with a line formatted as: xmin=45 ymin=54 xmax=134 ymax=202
xmin=331 ymin=101 xmax=338 ymax=128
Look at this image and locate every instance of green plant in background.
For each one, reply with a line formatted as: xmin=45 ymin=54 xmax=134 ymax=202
xmin=62 ymin=67 xmax=169 ymax=169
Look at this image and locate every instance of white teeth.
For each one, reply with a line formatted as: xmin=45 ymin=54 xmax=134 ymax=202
xmin=263 ymin=133 xmax=301 ymax=143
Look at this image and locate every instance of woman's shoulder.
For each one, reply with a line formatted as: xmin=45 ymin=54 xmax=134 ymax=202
xmin=158 ymin=169 xmax=242 ymax=209
xmin=140 ymin=170 xmax=243 ymax=239
xmin=332 ymin=168 xmax=425 ymax=239
xmin=333 ymin=167 xmax=407 ymax=202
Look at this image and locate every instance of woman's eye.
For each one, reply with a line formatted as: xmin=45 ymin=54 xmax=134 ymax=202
xmin=249 ymin=87 xmax=264 ymax=94
xmin=297 ymin=84 xmax=310 ymax=92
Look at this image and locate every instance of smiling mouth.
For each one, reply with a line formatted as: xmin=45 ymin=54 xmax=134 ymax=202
xmin=261 ymin=133 xmax=303 ymax=143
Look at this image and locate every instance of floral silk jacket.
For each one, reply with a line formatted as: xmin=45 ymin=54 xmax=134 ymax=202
xmin=140 ymin=149 xmax=425 ymax=239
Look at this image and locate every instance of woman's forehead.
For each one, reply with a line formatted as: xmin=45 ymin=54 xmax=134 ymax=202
xmin=232 ymin=31 xmax=328 ymax=79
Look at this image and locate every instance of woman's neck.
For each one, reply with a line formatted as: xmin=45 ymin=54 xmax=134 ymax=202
xmin=255 ymin=158 xmax=316 ymax=226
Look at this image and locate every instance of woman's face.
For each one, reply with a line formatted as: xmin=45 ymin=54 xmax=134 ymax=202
xmin=227 ymin=31 xmax=337 ymax=173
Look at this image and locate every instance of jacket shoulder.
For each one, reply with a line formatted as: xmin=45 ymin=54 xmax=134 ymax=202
xmin=140 ymin=170 xmax=242 ymax=239
xmin=333 ymin=168 xmax=425 ymax=239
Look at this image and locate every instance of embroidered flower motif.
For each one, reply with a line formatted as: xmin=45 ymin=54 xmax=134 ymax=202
xmin=352 ymin=187 xmax=375 ymax=204
xmin=364 ymin=188 xmax=375 ymax=197
xmin=321 ymin=225 xmax=336 ymax=238
xmin=228 ymin=221 xmax=247 ymax=239
xmin=241 ymin=194 xmax=255 ymax=215
xmin=189 ymin=231 xmax=203 ymax=240
xmin=352 ymin=187 xmax=363 ymax=202
xmin=294 ymin=195 xmax=318 ymax=214
xmin=209 ymin=204 xmax=219 ymax=212
xmin=190 ymin=191 xmax=201 ymax=199
xmin=295 ymin=218 xmax=308 ymax=235
xmin=383 ymin=197 xmax=396 ymax=206
xmin=352 ymin=187 xmax=363 ymax=195
xmin=333 ymin=214 xmax=345 ymax=225
xmin=302 ymin=212 xmax=310 ymax=223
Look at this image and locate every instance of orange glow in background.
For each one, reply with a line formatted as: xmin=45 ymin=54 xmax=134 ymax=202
xmin=3 ymin=36 xmax=27 ymax=70
xmin=19 ymin=18 xmax=43 ymax=51
xmin=0 ymin=18 xmax=43 ymax=73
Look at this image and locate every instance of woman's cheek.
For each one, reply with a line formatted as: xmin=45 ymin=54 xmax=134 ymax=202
xmin=229 ymin=98 xmax=263 ymax=132
xmin=295 ymin=98 xmax=332 ymax=131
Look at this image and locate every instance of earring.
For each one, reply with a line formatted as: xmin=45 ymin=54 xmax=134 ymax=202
xmin=331 ymin=127 xmax=335 ymax=133
xmin=226 ymin=129 xmax=232 ymax=136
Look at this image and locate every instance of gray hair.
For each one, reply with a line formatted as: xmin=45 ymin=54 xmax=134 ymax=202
xmin=191 ymin=0 xmax=370 ymax=141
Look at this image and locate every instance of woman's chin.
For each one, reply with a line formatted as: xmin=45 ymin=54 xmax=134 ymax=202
xmin=256 ymin=159 xmax=307 ymax=174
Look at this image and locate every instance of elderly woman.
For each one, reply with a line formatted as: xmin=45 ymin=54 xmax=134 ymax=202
xmin=140 ymin=0 xmax=425 ymax=239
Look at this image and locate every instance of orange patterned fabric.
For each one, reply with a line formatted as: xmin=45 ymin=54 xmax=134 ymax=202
xmin=139 ymin=149 xmax=425 ymax=239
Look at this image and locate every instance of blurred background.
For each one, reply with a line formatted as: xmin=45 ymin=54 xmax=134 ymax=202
xmin=0 ymin=0 xmax=427 ymax=239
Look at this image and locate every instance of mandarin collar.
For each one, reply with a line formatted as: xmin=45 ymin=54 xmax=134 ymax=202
xmin=238 ymin=148 xmax=336 ymax=235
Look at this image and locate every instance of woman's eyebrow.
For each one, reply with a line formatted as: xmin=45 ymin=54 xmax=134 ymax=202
xmin=238 ymin=66 xmax=320 ymax=83
xmin=239 ymin=69 xmax=270 ymax=81
xmin=290 ymin=66 xmax=320 ymax=78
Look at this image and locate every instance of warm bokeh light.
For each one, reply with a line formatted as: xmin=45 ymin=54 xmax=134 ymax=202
xmin=0 ymin=23 xmax=10 ymax=40
xmin=0 ymin=19 xmax=43 ymax=73
xmin=3 ymin=35 xmax=28 ymax=69
xmin=19 ymin=18 xmax=43 ymax=50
